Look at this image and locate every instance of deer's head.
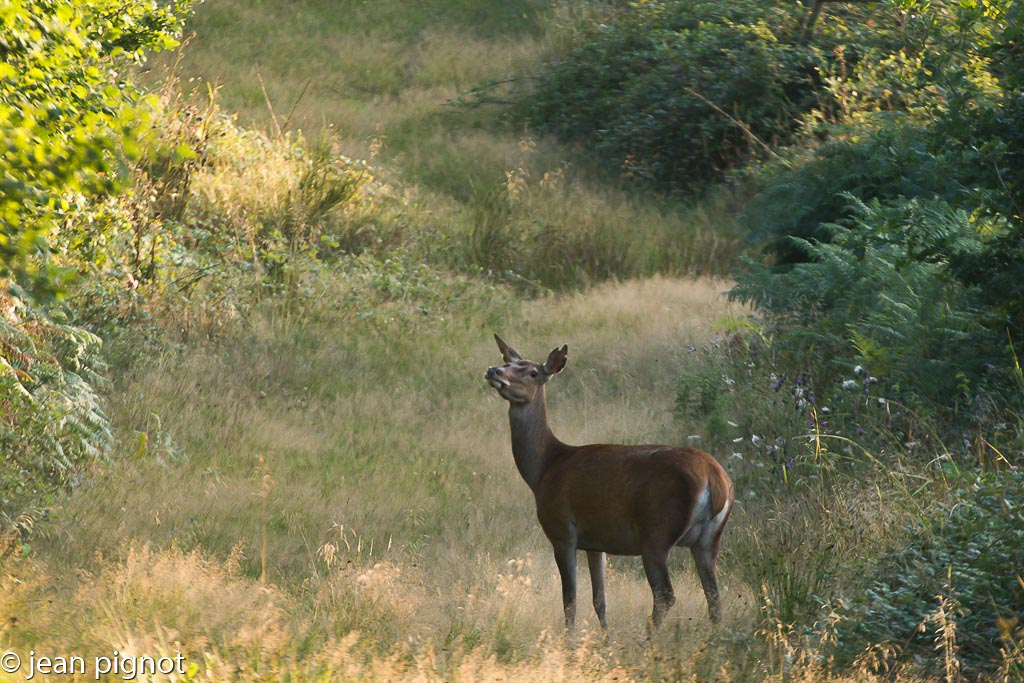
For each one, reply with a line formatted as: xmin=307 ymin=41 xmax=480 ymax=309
xmin=485 ymin=334 xmax=567 ymax=405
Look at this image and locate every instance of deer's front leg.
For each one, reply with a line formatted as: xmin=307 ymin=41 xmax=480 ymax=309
xmin=552 ymin=544 xmax=578 ymax=631
xmin=587 ymin=550 xmax=608 ymax=629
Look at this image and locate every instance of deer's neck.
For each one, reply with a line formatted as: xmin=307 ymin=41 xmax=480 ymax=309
xmin=508 ymin=391 xmax=564 ymax=493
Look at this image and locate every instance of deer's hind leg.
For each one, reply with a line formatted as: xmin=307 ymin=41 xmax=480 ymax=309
xmin=641 ymin=548 xmax=675 ymax=630
xmin=690 ymin=501 xmax=730 ymax=623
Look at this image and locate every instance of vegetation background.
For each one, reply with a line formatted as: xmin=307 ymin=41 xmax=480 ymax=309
xmin=1 ymin=0 xmax=1021 ymax=681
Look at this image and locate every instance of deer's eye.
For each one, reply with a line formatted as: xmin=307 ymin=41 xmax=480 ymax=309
xmin=529 ymin=370 xmax=539 ymax=378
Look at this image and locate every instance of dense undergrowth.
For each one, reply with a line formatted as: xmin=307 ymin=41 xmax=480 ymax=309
xmin=2 ymin=0 xmax=1023 ymax=681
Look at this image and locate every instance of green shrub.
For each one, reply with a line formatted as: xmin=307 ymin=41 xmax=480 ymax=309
xmin=744 ymin=0 xmax=1018 ymax=262
xmin=738 ymin=2 xmax=1024 ymax=393
xmin=521 ymin=0 xmax=821 ymax=190
xmin=843 ymin=470 xmax=1024 ymax=676
xmin=0 ymin=0 xmax=190 ymax=299
xmin=742 ymin=116 xmax=964 ymax=265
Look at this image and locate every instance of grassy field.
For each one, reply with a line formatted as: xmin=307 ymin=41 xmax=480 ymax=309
xmin=3 ymin=1 xmax=1004 ymax=681
xmin=5 ymin=2 xmax=763 ymax=675
xmin=157 ymin=0 xmax=744 ymax=288
xmin=7 ymin=274 xmax=781 ymax=681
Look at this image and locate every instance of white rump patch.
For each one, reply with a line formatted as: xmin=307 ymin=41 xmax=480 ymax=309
xmin=677 ymin=484 xmax=712 ymax=547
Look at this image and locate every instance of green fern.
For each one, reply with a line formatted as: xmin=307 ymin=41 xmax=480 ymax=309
xmin=1 ymin=295 xmax=113 ymax=549
xmin=733 ymin=196 xmax=1011 ymax=409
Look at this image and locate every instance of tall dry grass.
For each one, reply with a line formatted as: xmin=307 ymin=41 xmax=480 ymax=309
xmin=6 ymin=277 xmax=752 ymax=680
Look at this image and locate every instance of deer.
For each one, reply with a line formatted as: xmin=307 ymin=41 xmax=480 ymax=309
xmin=484 ymin=334 xmax=733 ymax=632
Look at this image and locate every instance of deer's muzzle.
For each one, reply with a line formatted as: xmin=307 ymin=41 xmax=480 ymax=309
xmin=485 ymin=366 xmax=509 ymax=389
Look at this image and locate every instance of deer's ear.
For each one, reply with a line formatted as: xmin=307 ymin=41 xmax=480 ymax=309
xmin=543 ymin=345 xmax=568 ymax=376
xmin=494 ymin=333 xmax=522 ymax=363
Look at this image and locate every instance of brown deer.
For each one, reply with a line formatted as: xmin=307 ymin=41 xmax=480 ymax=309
xmin=484 ymin=334 xmax=733 ymax=631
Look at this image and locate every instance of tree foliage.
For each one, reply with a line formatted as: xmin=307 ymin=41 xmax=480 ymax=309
xmin=731 ymin=0 xmax=1024 ymax=414
xmin=520 ymin=0 xmax=822 ymax=190
xmin=1 ymin=0 xmax=189 ymax=298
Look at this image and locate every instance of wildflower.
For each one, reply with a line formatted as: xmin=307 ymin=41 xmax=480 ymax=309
xmin=730 ymin=452 xmax=743 ymax=460
xmin=842 ymin=379 xmax=856 ymax=390
xmin=751 ymin=434 xmax=763 ymax=446
xmin=727 ymin=420 xmax=739 ymax=428
xmin=688 ymin=434 xmax=701 ymax=441
xmin=723 ymin=377 xmax=736 ymax=386
xmin=854 ymin=365 xmax=864 ymax=376
xmin=732 ymin=437 xmax=744 ymax=443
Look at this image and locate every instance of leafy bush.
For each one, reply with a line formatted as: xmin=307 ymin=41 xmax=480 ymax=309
xmin=741 ymin=116 xmax=965 ymax=265
xmin=843 ymin=470 xmax=1024 ymax=676
xmin=744 ymin=0 xmax=1021 ymax=263
xmin=0 ymin=0 xmax=190 ymax=299
xmin=521 ymin=0 xmax=822 ymax=190
xmin=744 ymin=92 xmax=1021 ymax=269
xmin=737 ymin=2 xmax=1024 ymax=409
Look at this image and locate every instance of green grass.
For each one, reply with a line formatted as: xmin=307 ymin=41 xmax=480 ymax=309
xmin=167 ymin=0 xmax=553 ymax=155
xmin=154 ymin=0 xmax=743 ymax=287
